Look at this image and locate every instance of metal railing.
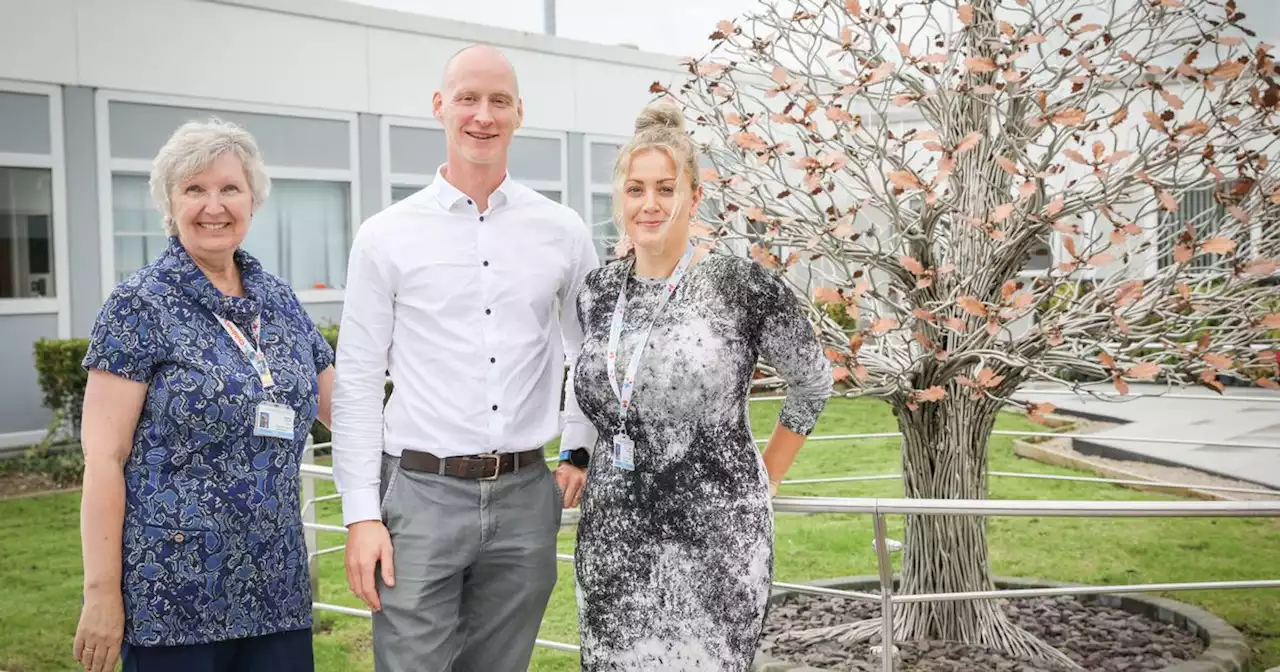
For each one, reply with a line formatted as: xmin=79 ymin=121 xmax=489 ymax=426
xmin=297 ymin=467 xmax=1280 ymax=671
xmin=297 ymin=390 xmax=1280 ymax=670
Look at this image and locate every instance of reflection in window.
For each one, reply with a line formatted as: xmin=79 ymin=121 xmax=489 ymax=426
xmin=0 ymin=167 xmax=56 ymax=298
xmin=111 ymin=174 xmax=168 ymax=285
xmin=588 ymin=141 xmax=624 ymax=264
xmin=590 ymin=193 xmax=618 ymax=262
xmin=590 ymin=143 xmax=621 ymax=184
xmin=113 ymin=175 xmax=350 ymax=290
xmin=245 ymin=180 xmax=350 ymax=290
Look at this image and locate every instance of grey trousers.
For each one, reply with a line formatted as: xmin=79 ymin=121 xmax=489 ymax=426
xmin=373 ymin=453 xmax=563 ymax=672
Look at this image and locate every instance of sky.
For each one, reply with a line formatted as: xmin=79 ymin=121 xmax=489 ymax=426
xmin=343 ymin=0 xmax=1280 ymax=60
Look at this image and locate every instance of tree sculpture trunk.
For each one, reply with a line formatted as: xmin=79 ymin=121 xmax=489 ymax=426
xmin=891 ymin=393 xmax=1077 ymax=667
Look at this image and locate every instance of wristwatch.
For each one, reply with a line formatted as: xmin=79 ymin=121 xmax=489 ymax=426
xmin=559 ymin=447 xmax=591 ymax=469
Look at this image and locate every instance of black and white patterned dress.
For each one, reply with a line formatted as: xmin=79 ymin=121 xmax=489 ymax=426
xmin=571 ymin=251 xmax=833 ymax=671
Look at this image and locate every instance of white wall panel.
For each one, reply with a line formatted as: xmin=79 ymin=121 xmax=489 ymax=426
xmin=0 ymin=0 xmax=78 ymax=85
xmin=366 ymin=28 xmax=578 ymax=131
xmin=75 ymin=0 xmax=369 ymax=112
xmin=571 ymin=60 xmax=671 ymax=137
xmin=4 ymin=0 xmax=682 ymax=135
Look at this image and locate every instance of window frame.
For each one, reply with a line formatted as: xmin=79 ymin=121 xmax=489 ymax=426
xmin=95 ymin=90 xmax=361 ymax=304
xmin=583 ymin=134 xmax=629 ymax=263
xmin=0 ymin=79 xmax=70 ymax=337
xmin=379 ymin=116 xmax=569 ymax=209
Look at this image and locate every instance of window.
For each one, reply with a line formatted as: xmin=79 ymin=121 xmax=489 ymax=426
xmin=0 ymin=167 xmax=56 ymax=298
xmin=245 ymin=180 xmax=350 ymax=289
xmin=112 ymin=175 xmax=350 ymax=289
xmin=586 ymin=140 xmax=625 ymax=262
xmin=385 ymin=122 xmax=568 ymax=210
xmin=590 ymin=193 xmax=616 ymax=261
xmin=1260 ymin=199 xmax=1280 ymax=263
xmin=100 ymin=96 xmax=358 ymax=299
xmin=1158 ymin=185 xmax=1250 ymax=271
xmin=110 ymin=175 xmax=166 ymax=284
xmin=391 ymin=185 xmax=419 ymax=204
xmin=0 ymin=88 xmax=61 ymax=309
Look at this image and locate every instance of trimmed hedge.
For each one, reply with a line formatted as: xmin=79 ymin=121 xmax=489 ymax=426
xmin=33 ymin=338 xmax=91 ymax=440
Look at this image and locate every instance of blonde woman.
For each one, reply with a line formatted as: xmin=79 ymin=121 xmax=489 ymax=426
xmin=570 ymin=102 xmax=833 ymax=670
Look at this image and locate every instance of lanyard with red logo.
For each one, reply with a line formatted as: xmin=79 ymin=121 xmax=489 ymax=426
xmin=215 ymin=314 xmax=274 ymax=389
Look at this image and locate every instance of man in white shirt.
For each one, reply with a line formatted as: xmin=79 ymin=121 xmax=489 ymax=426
xmin=330 ymin=44 xmax=599 ymax=671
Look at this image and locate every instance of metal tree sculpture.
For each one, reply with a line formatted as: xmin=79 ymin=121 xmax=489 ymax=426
xmin=657 ymin=0 xmax=1280 ymax=664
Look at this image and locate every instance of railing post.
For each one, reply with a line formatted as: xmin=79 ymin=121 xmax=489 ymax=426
xmin=873 ymin=509 xmax=896 ymax=672
xmin=302 ymin=436 xmax=319 ymax=597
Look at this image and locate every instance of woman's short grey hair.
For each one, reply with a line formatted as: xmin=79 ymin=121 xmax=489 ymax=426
xmin=149 ymin=118 xmax=271 ymax=236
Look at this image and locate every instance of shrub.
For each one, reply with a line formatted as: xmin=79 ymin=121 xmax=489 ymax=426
xmin=33 ymin=338 xmax=89 ymax=442
xmin=817 ymin=300 xmax=859 ymax=332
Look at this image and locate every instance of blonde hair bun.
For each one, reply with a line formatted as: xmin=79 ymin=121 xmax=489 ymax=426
xmin=634 ymin=101 xmax=686 ymax=134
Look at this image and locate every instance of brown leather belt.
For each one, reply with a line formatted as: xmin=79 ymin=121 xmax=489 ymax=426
xmin=399 ymin=448 xmax=544 ymax=480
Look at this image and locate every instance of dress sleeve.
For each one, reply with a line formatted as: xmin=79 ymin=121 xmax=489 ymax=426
xmin=81 ymin=285 xmax=163 ymax=383
xmin=747 ymin=261 xmax=833 ymax=436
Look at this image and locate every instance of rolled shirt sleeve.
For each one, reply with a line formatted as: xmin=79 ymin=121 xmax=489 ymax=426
xmin=559 ymin=212 xmax=602 ymax=456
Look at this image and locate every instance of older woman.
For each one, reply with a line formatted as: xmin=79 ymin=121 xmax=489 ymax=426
xmin=72 ymin=118 xmax=334 ymax=672
xmin=570 ymin=101 xmax=833 ymax=670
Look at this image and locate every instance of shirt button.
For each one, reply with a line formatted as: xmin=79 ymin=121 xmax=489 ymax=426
xmin=467 ymin=199 xmax=473 ymax=205
xmin=483 ymin=260 xmax=489 ymax=267
xmin=172 ymin=532 xmax=186 ymax=543
xmin=490 ymin=357 xmax=496 ymax=363
xmin=485 ymin=309 xmax=491 ymax=315
xmin=492 ymin=405 xmax=499 ymax=411
xmin=479 ymin=216 xmax=485 ymax=222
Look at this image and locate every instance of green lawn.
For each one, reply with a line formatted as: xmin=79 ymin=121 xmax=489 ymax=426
xmin=1 ymin=398 xmax=1277 ymax=672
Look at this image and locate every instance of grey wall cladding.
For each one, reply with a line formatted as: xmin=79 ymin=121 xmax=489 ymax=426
xmin=358 ymin=113 xmax=383 ymax=221
xmin=64 ymin=86 xmax=103 ymax=336
xmin=0 ymin=314 xmax=56 ymax=432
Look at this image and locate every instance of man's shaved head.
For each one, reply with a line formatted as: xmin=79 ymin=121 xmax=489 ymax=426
xmin=441 ymin=44 xmax=520 ymax=97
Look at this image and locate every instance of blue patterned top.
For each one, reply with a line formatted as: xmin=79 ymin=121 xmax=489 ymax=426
xmin=82 ymin=236 xmax=334 ymax=647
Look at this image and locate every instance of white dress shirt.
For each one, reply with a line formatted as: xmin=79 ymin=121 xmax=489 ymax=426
xmin=331 ymin=167 xmax=600 ymax=526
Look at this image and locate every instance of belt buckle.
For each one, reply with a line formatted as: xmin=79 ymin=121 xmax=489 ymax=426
xmin=479 ymin=453 xmax=500 ymax=481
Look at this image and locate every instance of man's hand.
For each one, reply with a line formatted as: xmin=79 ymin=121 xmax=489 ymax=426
xmin=554 ymin=463 xmax=586 ymax=508
xmin=345 ymin=520 xmax=395 ymax=611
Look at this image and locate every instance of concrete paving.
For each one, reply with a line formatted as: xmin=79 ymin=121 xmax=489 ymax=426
xmin=1012 ymin=383 xmax=1280 ymax=490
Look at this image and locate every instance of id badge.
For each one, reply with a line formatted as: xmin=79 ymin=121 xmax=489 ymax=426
xmin=254 ymin=402 xmax=295 ymax=439
xmin=612 ymin=434 xmax=635 ymax=471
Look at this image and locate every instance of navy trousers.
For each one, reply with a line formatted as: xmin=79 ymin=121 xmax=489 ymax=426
xmin=121 ymin=627 xmax=313 ymax=672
